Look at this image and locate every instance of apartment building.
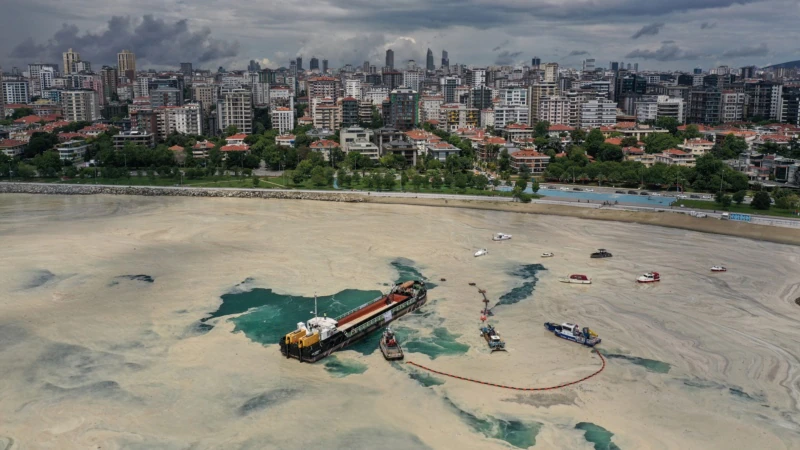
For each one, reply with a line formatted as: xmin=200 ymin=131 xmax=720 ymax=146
xmin=61 ymin=89 xmax=100 ymax=122
xmin=217 ymin=89 xmax=253 ymax=134
xmin=580 ymin=99 xmax=616 ymax=128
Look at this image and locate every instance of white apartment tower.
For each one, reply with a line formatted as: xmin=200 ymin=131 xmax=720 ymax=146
xmin=217 ymin=89 xmax=253 ymax=134
xmin=61 ymin=89 xmax=100 ymax=122
xmin=543 ymin=63 xmax=559 ymax=83
xmin=62 ymin=48 xmax=80 ymax=75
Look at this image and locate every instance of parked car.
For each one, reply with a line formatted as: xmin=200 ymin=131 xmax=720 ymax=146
xmin=640 ymin=191 xmax=649 ymax=196
xmin=690 ymin=194 xmax=701 ymax=199
xmin=628 ymin=190 xmax=638 ymax=195
xmin=616 ymin=191 xmax=625 ymax=194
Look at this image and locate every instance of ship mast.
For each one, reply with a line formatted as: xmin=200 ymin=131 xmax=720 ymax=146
xmin=314 ymin=292 xmax=318 ymax=318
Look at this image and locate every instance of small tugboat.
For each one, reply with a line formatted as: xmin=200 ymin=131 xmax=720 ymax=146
xmin=379 ymin=328 xmax=404 ymax=361
xmin=480 ymin=324 xmax=506 ymax=352
xmin=559 ymin=274 xmax=592 ymax=284
xmin=590 ymin=249 xmax=613 ymax=258
xmin=492 ymin=233 xmax=512 ymax=241
xmin=544 ymin=322 xmax=601 ymax=347
xmin=637 ymin=272 xmax=660 ymax=283
xmin=541 ymin=252 xmax=555 ymax=258
xmin=710 ymin=266 xmax=727 ymax=272
xmin=474 ymin=248 xmax=488 ymax=257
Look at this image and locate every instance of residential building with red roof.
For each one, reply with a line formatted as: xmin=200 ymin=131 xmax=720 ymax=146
xmin=509 ymin=150 xmax=550 ymax=173
xmin=679 ymin=138 xmax=715 ymax=156
xmin=276 ymin=134 xmax=296 ymax=147
xmin=0 ymin=139 xmax=26 ymax=157
xmin=655 ymin=149 xmax=696 ymax=167
xmin=192 ymin=141 xmax=215 ymax=159
xmin=309 ymin=139 xmax=340 ymax=161
xmin=220 ymin=144 xmax=249 ymax=153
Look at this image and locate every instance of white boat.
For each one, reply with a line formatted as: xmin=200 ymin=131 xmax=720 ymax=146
xmin=585 ymin=188 xmax=594 ymax=192
xmin=541 ymin=252 xmax=555 ymax=258
xmin=560 ymin=187 xmax=570 ymax=191
xmin=492 ymin=233 xmax=512 ymax=241
xmin=637 ymin=272 xmax=660 ymax=283
xmin=544 ymin=322 xmax=601 ymax=347
xmin=710 ymin=266 xmax=727 ymax=272
xmin=474 ymin=249 xmax=488 ymax=257
xmin=559 ymin=274 xmax=591 ymax=284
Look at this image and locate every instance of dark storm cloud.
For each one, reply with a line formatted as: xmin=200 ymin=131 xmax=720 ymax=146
xmin=495 ymin=50 xmax=522 ymax=65
xmin=9 ymin=15 xmax=239 ymax=66
xmin=626 ymin=42 xmax=706 ymax=61
xmin=700 ymin=22 xmax=717 ymax=29
xmin=722 ymin=43 xmax=769 ymax=57
xmin=632 ymin=22 xmax=665 ymax=39
xmin=568 ymin=50 xmax=590 ymax=56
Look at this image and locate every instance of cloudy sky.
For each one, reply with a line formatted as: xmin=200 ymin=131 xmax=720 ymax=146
xmin=1 ymin=0 xmax=798 ymax=72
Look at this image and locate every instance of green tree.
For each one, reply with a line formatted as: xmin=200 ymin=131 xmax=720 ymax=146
xmin=382 ymin=172 xmax=396 ymax=191
xmin=310 ymin=166 xmax=327 ymax=187
xmin=598 ymin=144 xmax=624 ymax=162
xmin=620 ymin=136 xmax=638 ymax=147
xmin=720 ymin=195 xmax=732 ymax=207
xmin=32 ymin=150 xmax=63 ymax=177
xmin=224 ymin=125 xmax=239 ymax=137
xmin=750 ymin=191 xmax=771 ymax=210
xmin=585 ymin=129 xmax=605 ymax=157
xmin=655 ymin=116 xmax=680 ymax=135
xmin=643 ymin=132 xmax=680 ymax=154
xmin=24 ymin=132 xmax=59 ymax=158
xmin=473 ymin=174 xmax=489 ymax=190
xmin=570 ymin=128 xmax=586 ymax=143
xmin=775 ymin=193 xmax=799 ymax=210
xmin=16 ymin=163 xmax=36 ymax=178
xmin=498 ymin=149 xmax=510 ymax=172
xmin=252 ymin=175 xmax=261 ymax=188
xmin=534 ymin=121 xmax=550 ymax=138
xmin=681 ymin=125 xmax=702 ymax=140
xmin=732 ymin=190 xmax=746 ymax=205
xmin=713 ymin=134 xmax=748 ymax=160
xmin=10 ymin=107 xmax=34 ymax=120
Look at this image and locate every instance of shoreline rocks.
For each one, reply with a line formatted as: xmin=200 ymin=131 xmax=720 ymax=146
xmin=0 ymin=182 xmax=365 ymax=203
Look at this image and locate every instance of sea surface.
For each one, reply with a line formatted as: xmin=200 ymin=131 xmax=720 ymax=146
xmin=0 ymin=194 xmax=798 ymax=449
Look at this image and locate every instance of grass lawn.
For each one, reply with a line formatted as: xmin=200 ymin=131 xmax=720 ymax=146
xmin=677 ymin=199 xmax=800 ymax=219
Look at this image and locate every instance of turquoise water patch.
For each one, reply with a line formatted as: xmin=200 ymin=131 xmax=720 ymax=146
xmin=496 ymin=264 xmax=546 ymax=306
xmin=397 ymin=326 xmax=469 ymax=360
xmin=225 ymin=288 xmax=380 ymax=345
xmin=392 ymin=258 xmax=437 ymax=289
xmin=576 ymin=422 xmax=621 ymax=450
xmin=599 ymin=349 xmax=671 ymax=374
xmin=408 ymin=370 xmax=445 ymax=387
xmin=728 ymin=387 xmax=764 ymax=402
xmin=447 ymin=398 xmax=540 ymax=448
xmin=324 ymin=356 xmax=368 ymax=377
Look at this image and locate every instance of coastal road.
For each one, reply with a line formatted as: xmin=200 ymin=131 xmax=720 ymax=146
xmin=6 ymin=182 xmax=800 ymax=229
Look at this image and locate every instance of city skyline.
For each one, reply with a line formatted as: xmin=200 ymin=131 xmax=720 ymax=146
xmin=0 ymin=1 xmax=796 ymax=71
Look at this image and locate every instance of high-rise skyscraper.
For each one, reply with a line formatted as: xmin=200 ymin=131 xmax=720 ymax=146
xmin=117 ymin=50 xmax=136 ymax=80
xmin=611 ymin=62 xmax=619 ymax=72
xmin=310 ymin=57 xmax=319 ymax=71
xmin=544 ymin=63 xmax=559 ymax=83
xmin=363 ymin=61 xmax=370 ymax=73
xmin=180 ymin=63 xmax=193 ymax=76
xmin=426 ymin=48 xmax=435 ymax=71
xmin=634 ymin=63 xmax=639 ymax=72
xmin=386 ymin=49 xmax=394 ymax=70
xmin=63 ymin=48 xmax=80 ymax=75
xmin=441 ymin=50 xmax=449 ymax=69
xmin=290 ymin=60 xmax=297 ymax=77
xmin=296 ymin=57 xmax=303 ymax=71
xmin=100 ymin=66 xmax=118 ymax=102
xmin=693 ymin=67 xmax=703 ymax=75
xmin=322 ymin=59 xmax=328 ymax=73
xmin=531 ymin=57 xmax=541 ymax=69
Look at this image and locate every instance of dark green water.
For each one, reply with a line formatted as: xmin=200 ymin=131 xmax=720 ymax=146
xmin=391 ymin=258 xmax=437 ymax=288
xmin=199 ymin=258 xmax=435 ymax=348
xmin=447 ymin=398 xmax=540 ymax=448
xmin=682 ymin=379 xmax=764 ymax=402
xmin=575 ymin=422 xmax=621 ymax=450
xmin=323 ymin=356 xmax=368 ymax=377
xmin=598 ymin=349 xmax=671 ymax=374
xmin=496 ymin=264 xmax=546 ymax=306
xmin=408 ymin=370 xmax=445 ymax=387
xmin=395 ymin=326 xmax=470 ymax=360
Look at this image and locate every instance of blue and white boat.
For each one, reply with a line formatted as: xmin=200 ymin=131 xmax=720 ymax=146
xmin=544 ymin=322 xmax=601 ymax=347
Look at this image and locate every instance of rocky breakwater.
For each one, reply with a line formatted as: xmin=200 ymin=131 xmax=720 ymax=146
xmin=0 ymin=183 xmax=365 ymax=203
